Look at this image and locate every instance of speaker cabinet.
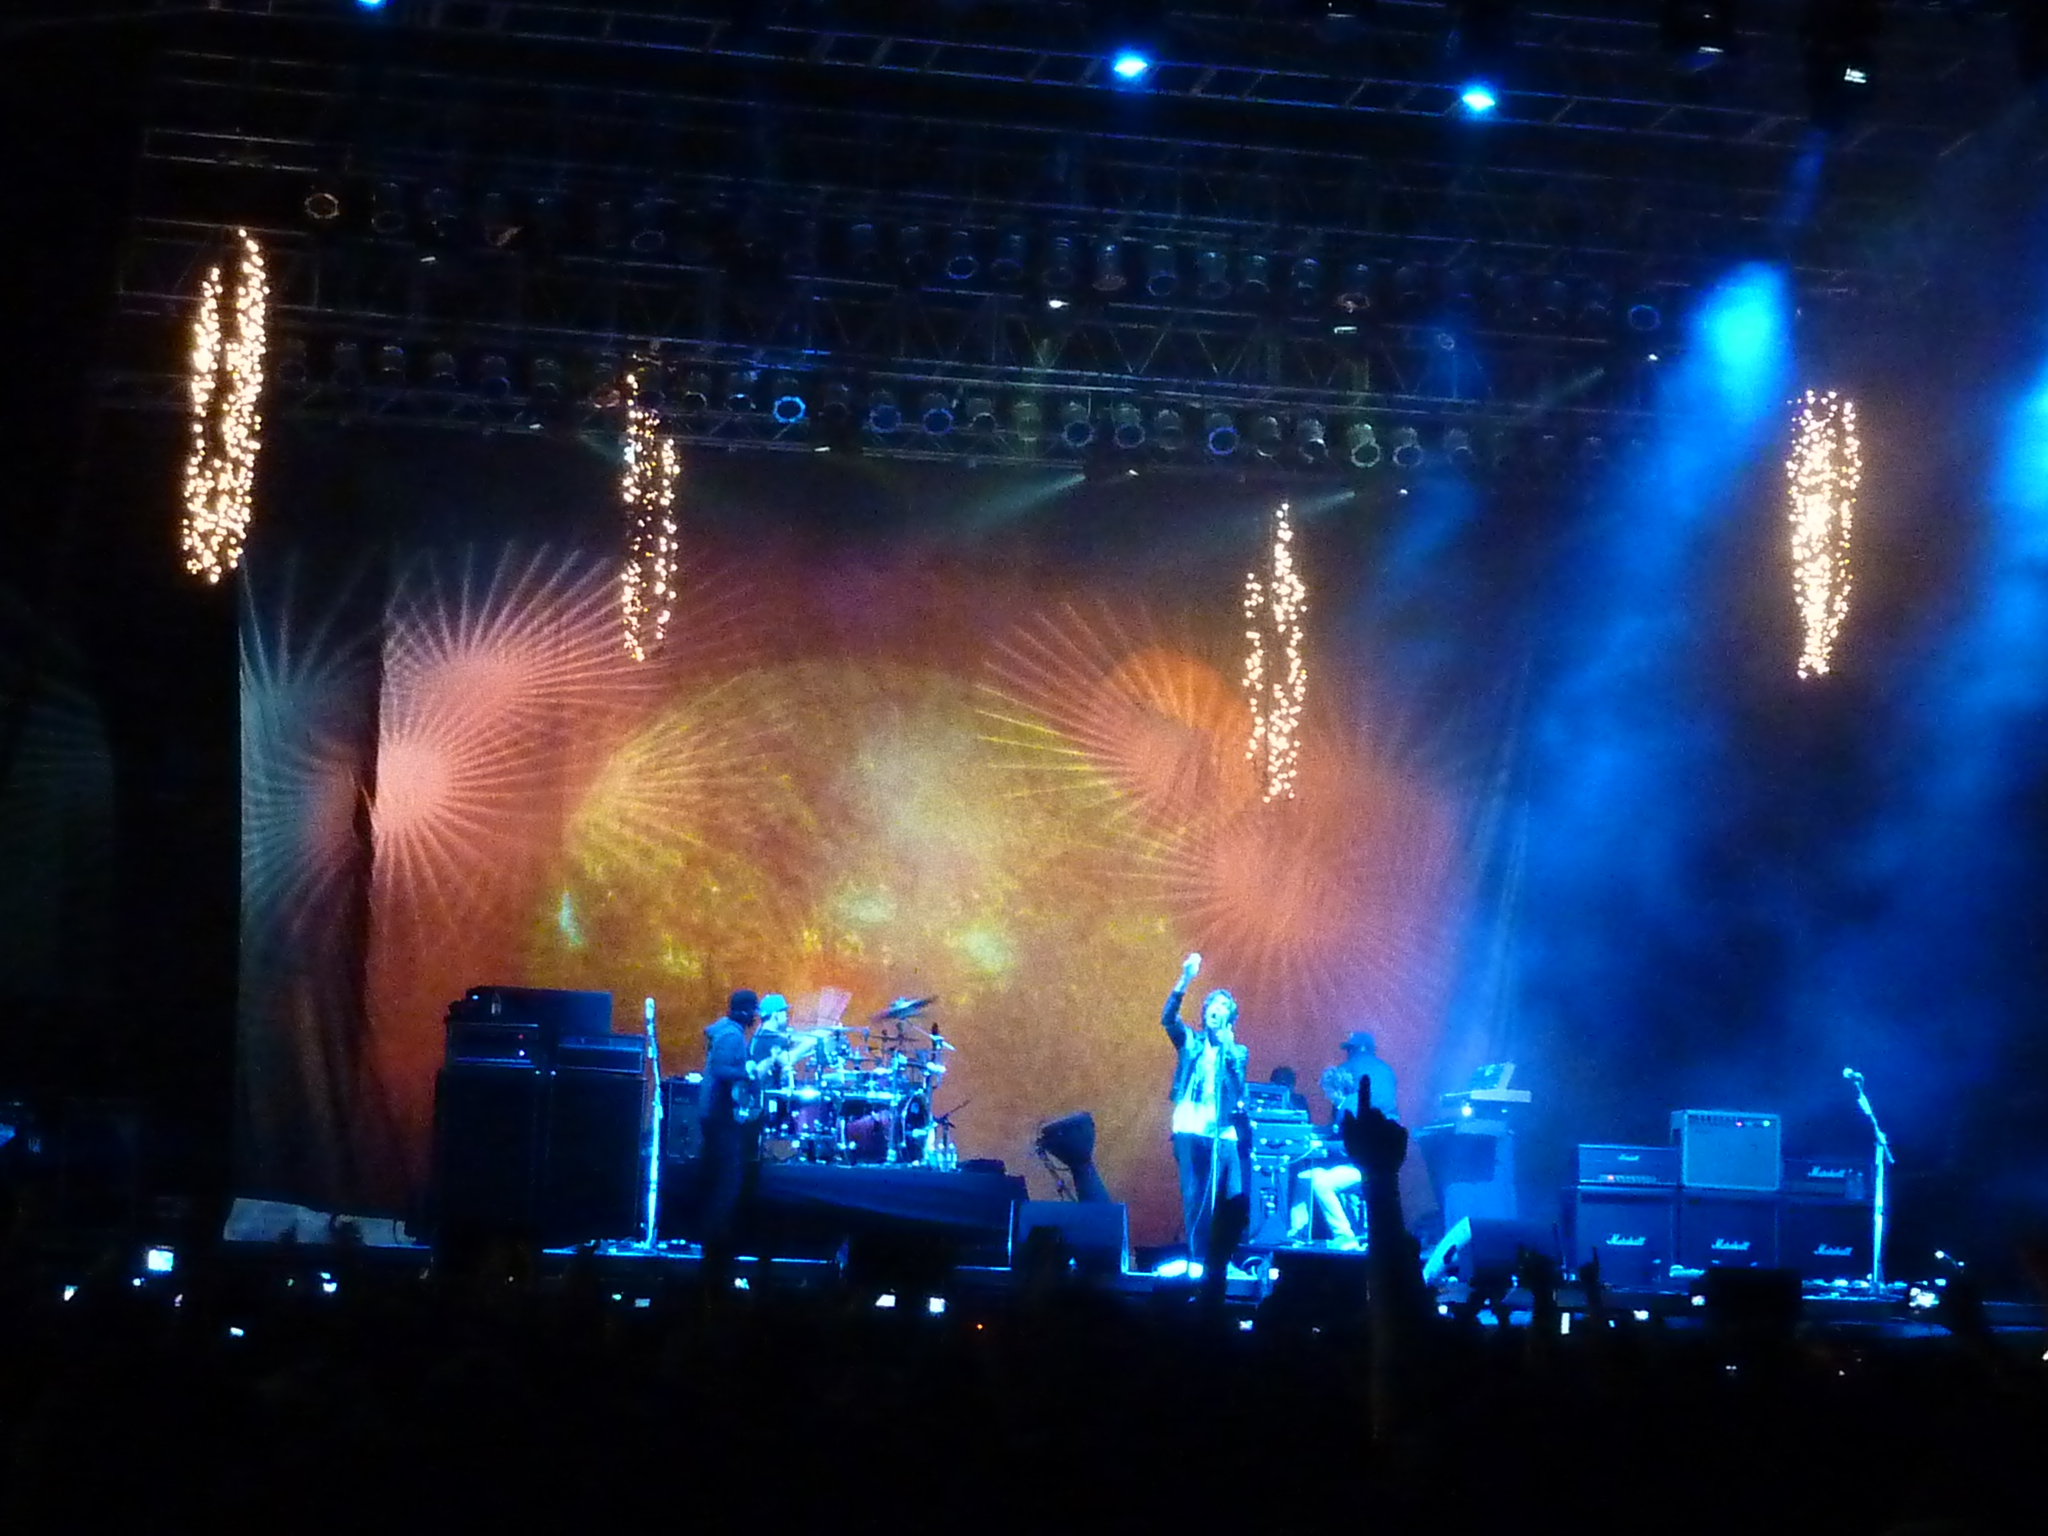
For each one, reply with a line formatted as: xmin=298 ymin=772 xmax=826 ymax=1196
xmin=1572 ymin=1187 xmax=1675 ymax=1290
xmin=541 ymin=1067 xmax=646 ymax=1246
xmin=1781 ymin=1196 xmax=1871 ymax=1283
xmin=1677 ymin=1192 xmax=1778 ymax=1274
xmin=431 ymin=1064 xmax=546 ymax=1237
xmin=1011 ymin=1200 xmax=1128 ymax=1276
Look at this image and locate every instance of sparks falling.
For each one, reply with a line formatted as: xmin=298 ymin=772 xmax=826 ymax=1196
xmin=1243 ymin=501 xmax=1308 ymax=801
xmin=1787 ymin=390 xmax=1859 ymax=679
xmin=619 ymin=370 xmax=680 ymax=663
xmin=181 ymin=229 xmax=268 ymax=583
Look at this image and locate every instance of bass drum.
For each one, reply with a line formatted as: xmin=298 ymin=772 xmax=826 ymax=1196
xmin=842 ymin=1107 xmax=897 ymax=1164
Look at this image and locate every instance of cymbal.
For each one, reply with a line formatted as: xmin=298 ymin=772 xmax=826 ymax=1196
xmin=870 ymin=995 xmax=937 ymax=1023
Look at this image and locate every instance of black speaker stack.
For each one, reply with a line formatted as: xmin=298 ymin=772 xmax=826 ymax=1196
xmin=1570 ymin=1123 xmax=1872 ymax=1291
xmin=429 ymin=987 xmax=650 ymax=1249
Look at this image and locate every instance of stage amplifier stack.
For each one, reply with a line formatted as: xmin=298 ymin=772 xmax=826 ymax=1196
xmin=1570 ymin=1111 xmax=1871 ymax=1289
xmin=430 ymin=986 xmax=650 ymax=1248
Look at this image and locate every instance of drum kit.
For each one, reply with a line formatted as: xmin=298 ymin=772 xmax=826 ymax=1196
xmin=756 ymin=996 xmax=960 ymax=1169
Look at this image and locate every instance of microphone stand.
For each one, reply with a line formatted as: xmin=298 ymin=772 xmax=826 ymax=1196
xmin=1847 ymin=1072 xmax=1893 ymax=1289
xmin=643 ymin=997 xmax=663 ymax=1250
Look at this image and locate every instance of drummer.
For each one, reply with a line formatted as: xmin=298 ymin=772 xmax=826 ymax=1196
xmin=749 ymin=993 xmax=796 ymax=1082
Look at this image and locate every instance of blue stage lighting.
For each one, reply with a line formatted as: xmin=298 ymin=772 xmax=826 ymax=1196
xmin=357 ymin=0 xmax=387 ymax=10
xmin=1111 ymin=50 xmax=1152 ymax=82
xmin=1460 ymin=81 xmax=1498 ymax=114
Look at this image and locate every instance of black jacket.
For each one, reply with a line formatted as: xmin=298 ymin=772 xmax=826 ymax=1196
xmin=1162 ymin=987 xmax=1249 ymax=1133
xmin=700 ymin=1017 xmax=751 ymax=1123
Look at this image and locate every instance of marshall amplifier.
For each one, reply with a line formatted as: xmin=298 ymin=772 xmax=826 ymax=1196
xmin=1781 ymin=1196 xmax=1872 ymax=1282
xmin=1571 ymin=1186 xmax=1675 ymax=1290
xmin=1577 ymin=1144 xmax=1679 ymax=1188
xmin=1670 ymin=1109 xmax=1781 ymax=1193
xmin=1676 ymin=1192 xmax=1778 ymax=1275
xmin=446 ymin=1020 xmax=545 ymax=1068
xmin=1782 ymin=1157 xmax=1869 ymax=1203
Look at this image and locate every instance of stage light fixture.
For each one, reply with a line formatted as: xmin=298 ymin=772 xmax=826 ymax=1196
xmin=375 ymin=343 xmax=406 ymax=383
xmin=1112 ymin=401 xmax=1146 ymax=450
xmin=479 ymin=354 xmax=510 ymax=399
xmin=1580 ymin=435 xmax=1608 ymax=466
xmin=591 ymin=357 xmax=626 ymax=410
xmin=1044 ymin=234 xmax=1078 ymax=291
xmin=421 ymin=187 xmax=459 ymax=242
xmin=1204 ymin=411 xmax=1240 ymax=457
xmin=1801 ymin=0 xmax=1880 ymax=128
xmin=479 ymin=193 xmax=521 ymax=250
xmin=369 ymin=182 xmax=406 ymax=236
xmin=1662 ymin=1 xmax=1736 ymax=64
xmin=592 ymin=199 xmax=623 ymax=252
xmin=1449 ymin=0 xmax=1516 ymax=113
xmin=1093 ymin=238 xmax=1127 ymax=294
xmin=630 ymin=196 xmax=671 ymax=254
xmin=1251 ymin=414 xmax=1283 ymax=459
xmin=867 ymin=390 xmax=902 ymax=433
xmin=1445 ymin=427 xmax=1476 ymax=468
xmin=1296 ymin=415 xmax=1329 ymax=465
xmin=427 ymin=350 xmax=458 ymax=389
xmin=724 ymin=369 xmax=759 ymax=411
xmin=944 ymin=229 xmax=979 ymax=281
xmin=275 ymin=336 xmax=308 ymax=387
xmin=1153 ymin=408 xmax=1187 ymax=454
xmin=1346 ymin=424 xmax=1382 ymax=469
xmin=899 ymin=225 xmax=933 ymax=280
xmin=331 ymin=340 xmax=363 ymax=388
xmin=1628 ymin=300 xmax=1663 ymax=332
xmin=848 ymin=221 xmax=881 ymax=275
xmin=1060 ymin=400 xmax=1095 ymax=449
xmin=1145 ymin=243 xmax=1179 ymax=298
xmin=1580 ymin=281 xmax=1614 ymax=326
xmin=357 ymin=0 xmax=387 ymax=10
xmin=1195 ymin=248 xmax=1232 ymax=301
xmin=1240 ymin=252 xmax=1272 ymax=298
xmin=303 ymin=188 xmax=341 ymax=223
xmin=678 ymin=371 xmax=712 ymax=412
xmin=820 ymin=381 xmax=853 ymax=423
xmin=920 ymin=391 xmax=955 ymax=435
xmin=1538 ymin=278 xmax=1570 ymax=326
xmin=1291 ymin=255 xmax=1322 ymax=302
xmin=772 ymin=374 xmax=808 ymax=424
xmin=1336 ymin=262 xmax=1376 ymax=314
xmin=964 ymin=394 xmax=997 ymax=432
xmin=992 ymin=227 xmax=1028 ymax=282
xmin=1393 ymin=263 xmax=1429 ymax=309
xmin=1011 ymin=398 xmax=1044 ymax=442
xmin=1391 ymin=426 xmax=1424 ymax=468
xmin=1111 ymin=49 xmax=1153 ymax=83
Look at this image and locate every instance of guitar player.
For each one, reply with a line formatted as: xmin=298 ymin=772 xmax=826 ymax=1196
xmin=699 ymin=989 xmax=775 ymax=1283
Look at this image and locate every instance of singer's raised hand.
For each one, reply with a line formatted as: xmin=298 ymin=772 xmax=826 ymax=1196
xmin=1179 ymin=952 xmax=1203 ymax=988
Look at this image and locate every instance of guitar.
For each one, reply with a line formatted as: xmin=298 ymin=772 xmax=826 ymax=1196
xmin=733 ymin=1031 xmax=821 ymax=1124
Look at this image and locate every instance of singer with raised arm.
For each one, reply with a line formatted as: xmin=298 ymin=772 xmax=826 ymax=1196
xmin=1161 ymin=952 xmax=1250 ymax=1267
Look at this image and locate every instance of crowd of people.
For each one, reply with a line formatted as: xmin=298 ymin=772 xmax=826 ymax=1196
xmin=1 ymin=1099 xmax=2044 ymax=1533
